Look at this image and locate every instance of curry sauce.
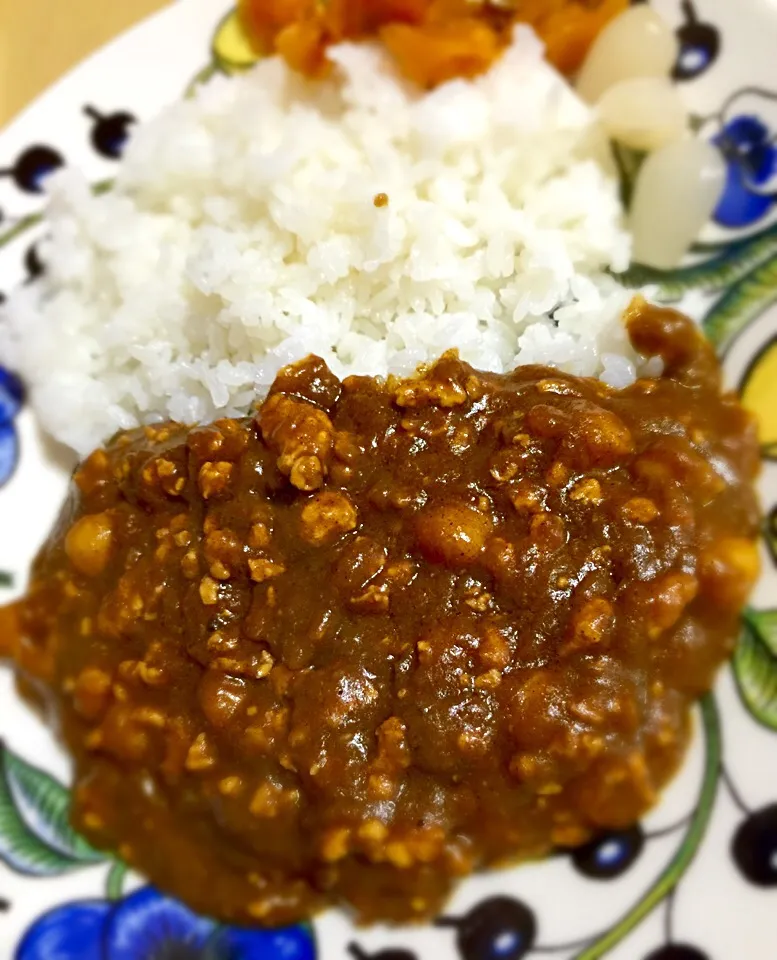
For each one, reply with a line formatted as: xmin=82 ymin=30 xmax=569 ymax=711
xmin=9 ymin=302 xmax=760 ymax=925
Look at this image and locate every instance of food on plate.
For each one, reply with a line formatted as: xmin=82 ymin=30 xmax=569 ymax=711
xmin=629 ymin=139 xmax=726 ymax=270
xmin=0 ymin=0 xmax=756 ymax=931
xmin=5 ymin=301 xmax=760 ymax=926
xmin=575 ymin=6 xmax=679 ymax=104
xmin=0 ymin=4 xmax=730 ymax=458
xmin=571 ymin=6 xmax=726 ymax=269
xmin=237 ymin=0 xmax=629 ymax=85
xmin=596 ymin=76 xmax=688 ymax=152
xmin=0 ymin=28 xmax=633 ymax=457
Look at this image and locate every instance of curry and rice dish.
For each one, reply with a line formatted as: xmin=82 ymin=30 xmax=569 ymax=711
xmin=5 ymin=302 xmax=761 ymax=925
xmin=0 ymin=0 xmax=763 ymax=933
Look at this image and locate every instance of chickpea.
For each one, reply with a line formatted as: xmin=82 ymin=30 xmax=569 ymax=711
xmin=72 ymin=667 xmax=112 ymax=721
xmin=415 ymin=500 xmax=492 ymax=567
xmin=65 ymin=513 xmax=114 ymax=577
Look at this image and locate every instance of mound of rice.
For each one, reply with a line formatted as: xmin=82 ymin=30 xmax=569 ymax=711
xmin=0 ymin=26 xmax=642 ymax=456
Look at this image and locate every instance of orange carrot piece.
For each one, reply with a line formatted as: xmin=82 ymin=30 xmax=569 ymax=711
xmin=381 ymin=18 xmax=500 ymax=88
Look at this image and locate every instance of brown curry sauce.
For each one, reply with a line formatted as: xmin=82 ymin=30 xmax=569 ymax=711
xmin=9 ymin=302 xmax=761 ymax=925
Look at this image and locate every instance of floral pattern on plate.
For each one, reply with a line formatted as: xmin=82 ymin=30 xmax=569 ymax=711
xmin=0 ymin=1 xmax=776 ymax=958
xmin=17 ymin=886 xmax=315 ymax=960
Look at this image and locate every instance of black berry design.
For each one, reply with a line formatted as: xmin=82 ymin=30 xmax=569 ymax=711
xmin=571 ymin=825 xmax=645 ymax=880
xmin=84 ymin=106 xmax=136 ymax=159
xmin=24 ymin=243 xmax=44 ymax=282
xmin=644 ymin=946 xmax=710 ymax=960
xmin=673 ymin=0 xmax=720 ymax=81
xmin=732 ymin=803 xmax=777 ymax=886
xmin=0 ymin=145 xmax=64 ymax=194
xmin=437 ymin=896 xmax=537 ymax=960
xmin=348 ymin=945 xmax=417 ymax=960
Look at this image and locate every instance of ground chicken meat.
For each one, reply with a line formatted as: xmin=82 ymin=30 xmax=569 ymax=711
xmin=6 ymin=303 xmax=760 ymax=926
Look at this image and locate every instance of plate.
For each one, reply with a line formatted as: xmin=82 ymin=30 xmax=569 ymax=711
xmin=1 ymin=2 xmax=777 ymax=958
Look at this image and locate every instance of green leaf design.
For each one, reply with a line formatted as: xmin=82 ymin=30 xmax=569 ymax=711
xmin=0 ymin=571 xmax=12 ymax=588
xmin=611 ymin=142 xmax=645 ymax=210
xmin=0 ymin=763 xmax=78 ymax=875
xmin=618 ymin=223 xmax=777 ymax=302
xmin=703 ymin=252 xmax=777 ymax=350
xmin=106 ymin=859 xmax=129 ymax=900
xmin=0 ymin=212 xmax=42 ymax=254
xmin=184 ymin=63 xmax=219 ymax=100
xmin=733 ymin=610 xmax=777 ymax=731
xmin=0 ymin=743 xmax=105 ymax=875
xmin=0 ymin=179 xmax=113 ymax=252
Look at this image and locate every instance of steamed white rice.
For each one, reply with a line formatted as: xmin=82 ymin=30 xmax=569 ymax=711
xmin=0 ymin=26 xmax=643 ymax=456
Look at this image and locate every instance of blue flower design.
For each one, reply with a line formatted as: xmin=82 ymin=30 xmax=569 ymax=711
xmin=713 ymin=115 xmax=777 ymax=228
xmin=16 ymin=886 xmax=317 ymax=960
xmin=0 ymin=365 xmax=23 ymax=487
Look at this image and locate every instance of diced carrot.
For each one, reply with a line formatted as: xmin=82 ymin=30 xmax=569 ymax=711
xmin=320 ymin=0 xmax=370 ymax=40
xmin=321 ymin=0 xmax=429 ymax=39
xmin=426 ymin=0 xmax=484 ymax=21
xmin=381 ymin=19 xmax=500 ymax=88
xmin=239 ymin=0 xmax=629 ymax=84
xmin=275 ymin=19 xmax=332 ymax=78
xmin=238 ymin=0 xmax=315 ymax=52
xmin=507 ymin=0 xmax=563 ymax=26
xmin=371 ymin=0 xmax=432 ymax=26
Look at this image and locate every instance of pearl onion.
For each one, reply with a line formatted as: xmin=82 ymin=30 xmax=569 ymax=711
xmin=597 ymin=77 xmax=688 ymax=152
xmin=630 ymin=139 xmax=726 ymax=269
xmin=577 ymin=6 xmax=679 ymax=104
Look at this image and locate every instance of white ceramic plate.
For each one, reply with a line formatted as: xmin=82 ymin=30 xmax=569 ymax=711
xmin=1 ymin=2 xmax=776 ymax=958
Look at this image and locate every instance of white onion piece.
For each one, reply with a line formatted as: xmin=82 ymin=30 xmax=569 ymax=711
xmin=576 ymin=7 xmax=679 ymax=104
xmin=630 ymin=139 xmax=726 ymax=269
xmin=596 ymin=77 xmax=688 ymax=152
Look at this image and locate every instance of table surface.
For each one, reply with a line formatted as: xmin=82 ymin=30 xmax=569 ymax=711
xmin=0 ymin=0 xmax=169 ymax=128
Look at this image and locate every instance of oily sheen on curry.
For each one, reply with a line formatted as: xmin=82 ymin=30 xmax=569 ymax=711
xmin=4 ymin=302 xmax=760 ymax=926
